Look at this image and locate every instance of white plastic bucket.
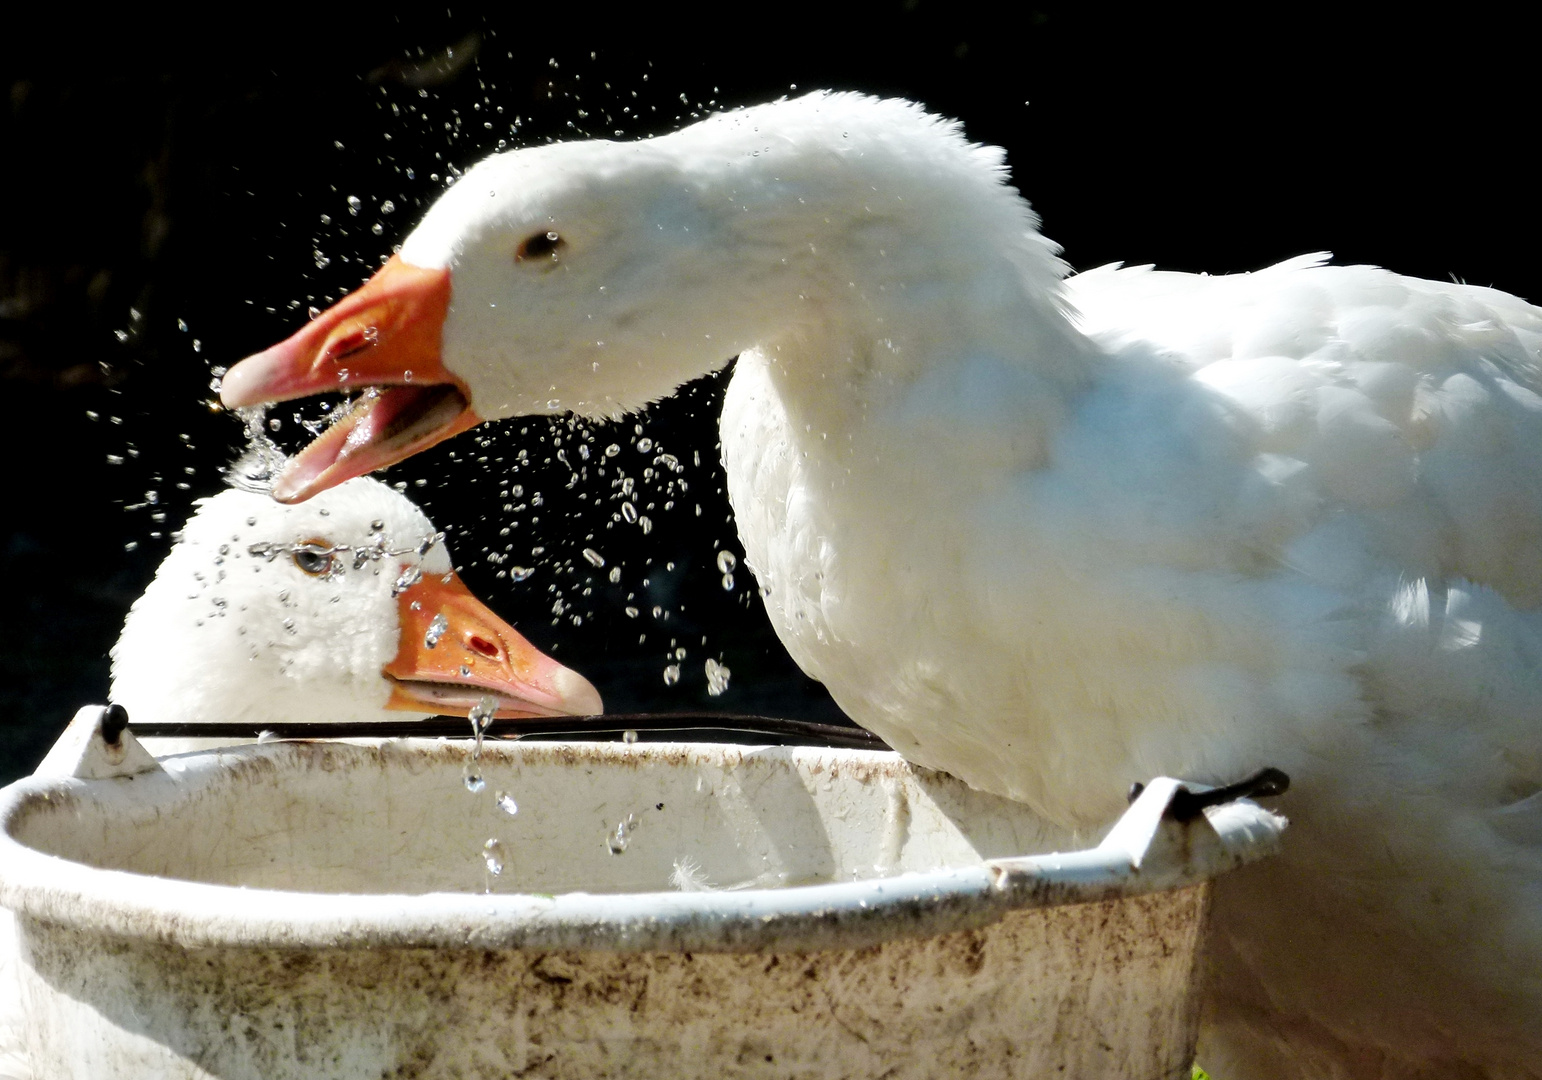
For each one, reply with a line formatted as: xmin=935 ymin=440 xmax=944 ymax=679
xmin=0 ymin=713 xmax=1283 ymax=1079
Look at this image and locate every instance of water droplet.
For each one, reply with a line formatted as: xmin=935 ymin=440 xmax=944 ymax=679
xmin=604 ymin=443 xmax=620 ymax=457
xmin=393 ymin=564 xmax=424 ymax=595
xmin=705 ymin=658 xmax=731 ymax=697
xmin=464 ymin=768 xmax=486 ymax=794
xmin=639 ymin=516 xmax=653 ymax=535
xmin=625 ymin=606 xmax=639 ymax=618
xmin=606 ymin=813 xmax=637 ymax=855
xmin=346 ymin=195 xmax=362 ymax=216
xmin=381 ymin=199 xmax=396 ymax=214
xmin=622 ymin=729 xmax=639 ymax=744
xmin=469 ymin=695 xmax=498 ymax=731
xmin=482 ymin=838 xmax=505 ymax=875
xmin=608 ymin=566 xmax=621 ymax=583
xmin=370 ymin=519 xmax=385 ymax=533
xmin=582 ymin=548 xmax=605 ymax=568
xmin=662 ymin=663 xmax=681 ymax=686
xmin=496 ymin=791 xmax=519 ymax=816
xmin=509 ymin=566 xmax=535 ymax=582
xmin=716 ymin=550 xmax=737 ymax=574
xmin=636 ymin=437 xmax=653 ymax=452
xmin=722 ymin=573 xmax=736 ymax=591
xmin=621 ymin=502 xmax=638 ymax=524
xmin=424 ymin=612 xmax=449 ymax=649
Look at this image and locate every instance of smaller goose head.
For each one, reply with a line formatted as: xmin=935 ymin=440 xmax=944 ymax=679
xmin=108 ymin=470 xmax=601 ymax=728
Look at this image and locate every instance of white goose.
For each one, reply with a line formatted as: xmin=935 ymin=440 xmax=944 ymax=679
xmin=0 ymin=465 xmax=601 ymax=1079
xmin=107 ymin=461 xmax=600 ymax=732
xmin=221 ymin=93 xmax=1542 ymax=1078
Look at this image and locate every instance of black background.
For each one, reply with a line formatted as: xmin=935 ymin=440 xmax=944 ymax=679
xmin=3 ymin=4 xmax=1537 ymax=782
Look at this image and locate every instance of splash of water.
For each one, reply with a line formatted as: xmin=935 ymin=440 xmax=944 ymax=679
xmin=705 ymin=658 xmax=731 ymax=697
xmin=482 ymin=837 xmax=505 ymax=893
xmin=227 ymin=408 xmax=289 ymax=494
xmin=605 ymin=801 xmax=665 ymax=856
xmin=424 ymin=612 xmax=449 ymax=649
xmin=468 ymin=693 xmax=498 ymax=763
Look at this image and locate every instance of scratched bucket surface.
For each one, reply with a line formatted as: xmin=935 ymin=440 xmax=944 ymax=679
xmin=0 ymin=737 xmax=1283 ymax=1080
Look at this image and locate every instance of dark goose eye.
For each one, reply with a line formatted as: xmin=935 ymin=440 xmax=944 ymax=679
xmin=515 ymin=230 xmax=565 ymax=264
xmin=292 ymin=541 xmax=335 ymax=577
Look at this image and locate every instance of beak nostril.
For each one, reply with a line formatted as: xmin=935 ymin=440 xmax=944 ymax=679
xmin=467 ymin=634 xmax=501 ymax=659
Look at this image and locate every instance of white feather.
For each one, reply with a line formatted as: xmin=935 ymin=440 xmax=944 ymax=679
xmin=109 ymin=474 xmax=451 ymax=727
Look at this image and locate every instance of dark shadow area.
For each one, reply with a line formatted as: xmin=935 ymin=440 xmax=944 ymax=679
xmin=4 ymin=5 xmax=1539 ymax=782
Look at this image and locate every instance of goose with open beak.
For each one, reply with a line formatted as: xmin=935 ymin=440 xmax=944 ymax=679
xmin=220 ymin=92 xmax=1542 ymax=1078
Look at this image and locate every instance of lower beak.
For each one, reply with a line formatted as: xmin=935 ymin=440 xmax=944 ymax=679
xmin=385 ymin=570 xmax=602 ymax=719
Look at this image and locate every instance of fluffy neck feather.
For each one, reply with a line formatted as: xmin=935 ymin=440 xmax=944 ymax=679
xmin=418 ymin=93 xmax=1092 ymax=444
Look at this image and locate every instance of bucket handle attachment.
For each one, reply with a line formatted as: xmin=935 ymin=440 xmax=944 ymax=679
xmin=987 ymin=769 xmax=1290 ymax=895
xmin=1128 ymin=766 xmax=1290 ymax=821
xmin=33 ymin=704 xmax=164 ymax=781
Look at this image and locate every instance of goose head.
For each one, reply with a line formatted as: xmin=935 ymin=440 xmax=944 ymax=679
xmin=108 ymin=468 xmax=602 ymax=728
xmin=219 ymin=92 xmax=1057 ymax=501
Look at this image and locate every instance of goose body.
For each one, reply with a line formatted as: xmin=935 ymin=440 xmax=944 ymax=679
xmin=223 ymin=93 xmax=1542 ymax=1077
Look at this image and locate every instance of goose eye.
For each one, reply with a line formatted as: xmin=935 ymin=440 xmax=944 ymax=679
xmin=293 ymin=542 xmax=335 ymax=577
xmin=516 ymin=230 xmax=565 ymax=264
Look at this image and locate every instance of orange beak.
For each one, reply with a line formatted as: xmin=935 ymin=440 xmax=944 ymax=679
xmin=385 ymin=570 xmax=602 ymax=719
xmin=220 ymin=255 xmax=481 ymax=504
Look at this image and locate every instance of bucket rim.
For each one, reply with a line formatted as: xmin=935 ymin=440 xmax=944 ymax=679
xmin=0 ymin=740 xmax=1284 ymax=954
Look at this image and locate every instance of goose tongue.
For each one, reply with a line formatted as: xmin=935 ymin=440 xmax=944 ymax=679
xmin=219 ymin=254 xmax=480 ymax=504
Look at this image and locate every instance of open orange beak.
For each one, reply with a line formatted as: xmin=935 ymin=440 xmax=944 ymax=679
xmin=385 ymin=570 xmax=602 ymax=719
xmin=220 ymin=255 xmax=480 ymax=504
